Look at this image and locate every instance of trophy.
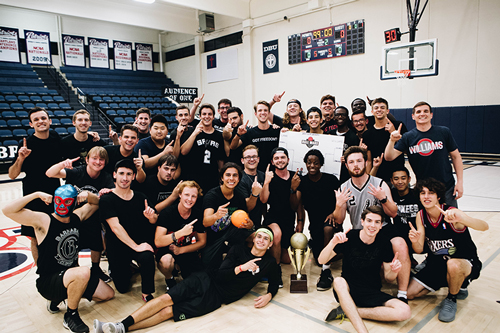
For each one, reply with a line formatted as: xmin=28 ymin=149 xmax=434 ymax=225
xmin=288 ymin=232 xmax=311 ymax=293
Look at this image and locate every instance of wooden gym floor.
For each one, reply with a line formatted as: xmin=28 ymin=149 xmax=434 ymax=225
xmin=0 ymin=159 xmax=499 ymax=332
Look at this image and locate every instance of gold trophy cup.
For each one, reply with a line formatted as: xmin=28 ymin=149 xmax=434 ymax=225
xmin=288 ymin=232 xmax=311 ymax=293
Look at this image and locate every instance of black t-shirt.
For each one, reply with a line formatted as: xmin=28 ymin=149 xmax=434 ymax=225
xmin=60 ymin=135 xmax=106 ymax=168
xmin=273 ymin=114 xmax=309 ymax=131
xmin=100 ymin=191 xmax=155 ymax=249
xmin=235 ymin=170 xmax=266 ymax=227
xmin=321 ymin=118 xmax=337 ymax=132
xmin=213 ymin=244 xmax=280 ymax=304
xmin=157 ymin=204 xmax=205 ymax=247
xmin=17 ymin=131 xmax=62 ymax=197
xmin=103 ymin=145 xmax=140 ymax=175
xmin=133 ymin=174 xmax=179 ymax=208
xmin=334 ymin=229 xmax=393 ymax=290
xmin=363 ymin=120 xmax=407 ymax=184
xmin=326 ymin=128 xmax=360 ymax=183
xmin=134 ymin=136 xmax=171 ymax=176
xmin=180 ymin=129 xmax=226 ymax=192
xmin=297 ymin=173 xmax=340 ymax=227
xmin=391 ymin=188 xmax=420 ymax=238
xmin=138 ymin=131 xmax=150 ymax=140
xmin=212 ymin=118 xmax=226 ymax=132
xmin=226 ymin=130 xmax=244 ymax=166
xmin=265 ymin=172 xmax=294 ymax=224
xmin=202 ymin=186 xmax=247 ymax=244
xmin=65 ymin=166 xmax=114 ymax=194
xmin=240 ymin=127 xmax=280 ymax=172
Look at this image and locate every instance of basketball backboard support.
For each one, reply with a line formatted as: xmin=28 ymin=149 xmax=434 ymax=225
xmin=380 ymin=38 xmax=438 ymax=80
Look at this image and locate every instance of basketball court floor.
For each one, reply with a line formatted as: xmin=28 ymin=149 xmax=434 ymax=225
xmin=0 ymin=159 xmax=499 ymax=333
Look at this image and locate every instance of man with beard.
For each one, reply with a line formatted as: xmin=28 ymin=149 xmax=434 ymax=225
xmin=295 ymin=149 xmax=341 ymax=291
xmin=351 ymin=111 xmax=369 ymax=141
xmin=180 ymin=103 xmax=229 ymax=193
xmin=222 ymin=107 xmax=248 ymax=165
xmin=134 ymin=108 xmax=151 ymax=140
xmin=46 ymin=146 xmax=115 ymax=284
xmin=320 ymin=94 xmax=337 ymax=132
xmin=333 ymin=146 xmax=411 ymax=302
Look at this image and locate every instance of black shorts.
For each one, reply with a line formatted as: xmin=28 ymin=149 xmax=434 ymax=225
xmin=36 ymin=268 xmax=99 ymax=302
xmin=333 ymin=281 xmax=394 ymax=308
xmin=309 ymin=222 xmax=343 ymax=261
xmin=167 ymin=271 xmax=221 ymax=322
xmin=79 ymin=216 xmax=104 ymax=252
xmin=413 ymin=257 xmax=482 ymax=292
xmin=264 ymin=217 xmax=294 ymax=249
xmin=379 ymin=223 xmax=400 ymax=241
xmin=156 ymin=248 xmax=203 ymax=278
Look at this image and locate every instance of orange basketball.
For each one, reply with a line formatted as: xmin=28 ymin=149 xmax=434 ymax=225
xmin=231 ymin=210 xmax=248 ymax=228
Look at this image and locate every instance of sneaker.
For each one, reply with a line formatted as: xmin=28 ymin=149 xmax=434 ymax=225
xmin=165 ymin=278 xmax=177 ymax=291
xmin=278 ymin=266 xmax=283 ymax=288
xmin=142 ymin=294 xmax=154 ymax=302
xmin=63 ymin=311 xmax=90 ymax=333
xmin=317 ymin=269 xmax=333 ymax=291
xmin=438 ymin=297 xmax=457 ymax=322
xmin=47 ymin=300 xmax=61 ymax=314
xmin=93 ymin=319 xmax=103 ymax=333
xmin=457 ymin=288 xmax=468 ymax=300
xmin=102 ymin=322 xmax=125 ymax=333
xmin=324 ymin=305 xmax=345 ymax=322
xmin=94 ymin=267 xmax=112 ymax=283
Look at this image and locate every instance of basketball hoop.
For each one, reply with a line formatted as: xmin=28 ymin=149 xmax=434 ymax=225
xmin=394 ymin=69 xmax=411 ymax=86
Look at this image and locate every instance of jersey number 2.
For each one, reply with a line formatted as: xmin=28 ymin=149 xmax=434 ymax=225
xmin=203 ymin=150 xmax=211 ymax=164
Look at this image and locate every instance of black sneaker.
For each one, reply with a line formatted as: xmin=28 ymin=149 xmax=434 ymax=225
xmin=316 ymin=270 xmax=333 ymax=291
xmin=47 ymin=300 xmax=62 ymax=314
xmin=63 ymin=311 xmax=89 ymax=333
xmin=94 ymin=267 xmax=112 ymax=283
xmin=142 ymin=294 xmax=154 ymax=302
xmin=278 ymin=265 xmax=283 ymax=288
xmin=324 ymin=305 xmax=345 ymax=322
xmin=165 ymin=277 xmax=177 ymax=291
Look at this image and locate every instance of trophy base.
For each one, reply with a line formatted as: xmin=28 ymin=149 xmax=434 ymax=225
xmin=290 ymin=274 xmax=308 ymax=293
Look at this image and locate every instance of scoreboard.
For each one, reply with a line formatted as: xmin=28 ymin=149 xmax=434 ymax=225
xmin=288 ymin=19 xmax=364 ymax=65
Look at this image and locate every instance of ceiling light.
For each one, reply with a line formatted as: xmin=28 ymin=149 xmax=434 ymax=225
xmin=134 ymin=0 xmax=155 ymax=4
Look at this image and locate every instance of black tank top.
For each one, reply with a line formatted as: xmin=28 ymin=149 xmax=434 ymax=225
xmin=36 ymin=213 xmax=81 ymax=276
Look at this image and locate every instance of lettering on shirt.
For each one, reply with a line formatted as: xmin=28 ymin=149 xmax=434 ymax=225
xmin=55 ymin=228 xmax=79 ymax=267
xmin=408 ymin=138 xmax=444 ymax=156
xmin=196 ymin=138 xmax=220 ymax=148
xmin=251 ymin=137 xmax=278 ymax=143
xmin=426 ymin=238 xmax=456 ymax=256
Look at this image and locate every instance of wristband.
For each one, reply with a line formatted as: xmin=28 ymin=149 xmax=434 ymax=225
xmin=290 ymin=188 xmax=297 ymax=194
xmin=239 ymin=265 xmax=243 ymax=272
xmin=251 ymin=193 xmax=259 ymax=197
xmin=235 ymin=132 xmax=240 ymax=136
xmin=380 ymin=197 xmax=388 ymax=204
xmin=171 ymin=232 xmax=177 ymax=243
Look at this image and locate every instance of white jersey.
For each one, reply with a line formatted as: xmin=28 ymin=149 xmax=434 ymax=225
xmin=341 ymin=175 xmax=389 ymax=229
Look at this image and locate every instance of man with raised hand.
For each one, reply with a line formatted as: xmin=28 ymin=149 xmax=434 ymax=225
xmin=212 ymin=98 xmax=232 ymax=132
xmin=319 ymin=206 xmax=411 ymax=332
xmin=222 ymin=106 xmax=248 ymax=166
xmin=385 ymin=101 xmax=464 ymax=207
xmin=2 ymin=185 xmax=114 ymax=333
xmin=407 ymin=178 xmax=488 ymax=322
xmin=94 ymin=227 xmax=279 ymax=333
xmin=333 ymin=146 xmax=411 ymax=303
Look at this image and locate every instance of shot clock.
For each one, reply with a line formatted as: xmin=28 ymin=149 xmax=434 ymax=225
xmin=288 ymin=19 xmax=364 ymax=64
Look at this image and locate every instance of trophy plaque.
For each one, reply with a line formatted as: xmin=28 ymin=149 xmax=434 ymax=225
xmin=288 ymin=232 xmax=311 ymax=293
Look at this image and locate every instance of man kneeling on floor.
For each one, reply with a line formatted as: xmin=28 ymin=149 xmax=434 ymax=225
xmin=319 ymin=206 xmax=411 ymax=333
xmin=94 ymin=227 xmax=280 ymax=333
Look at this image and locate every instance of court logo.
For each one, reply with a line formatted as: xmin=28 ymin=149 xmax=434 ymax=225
xmin=0 ymin=227 xmax=35 ymax=281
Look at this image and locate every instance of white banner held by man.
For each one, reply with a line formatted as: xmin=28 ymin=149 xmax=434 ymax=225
xmin=279 ymin=131 xmax=344 ymax=178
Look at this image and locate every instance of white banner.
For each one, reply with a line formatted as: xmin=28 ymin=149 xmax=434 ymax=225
xmin=279 ymin=131 xmax=344 ymax=178
xmin=206 ymin=48 xmax=238 ymax=83
xmin=62 ymin=34 xmax=85 ymax=67
xmin=89 ymin=37 xmax=109 ymax=68
xmin=136 ymin=43 xmax=153 ymax=71
xmin=25 ymin=30 xmax=51 ymax=65
xmin=113 ymin=40 xmax=132 ymax=70
xmin=0 ymin=27 xmax=20 ymax=63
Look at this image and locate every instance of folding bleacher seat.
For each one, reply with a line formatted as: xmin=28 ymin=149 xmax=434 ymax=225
xmin=114 ymin=117 xmax=125 ymax=125
xmin=0 ymin=120 xmax=7 ymax=128
xmin=154 ymin=97 xmax=163 ymax=103
xmin=112 ymin=97 xmax=121 ymax=102
xmin=138 ymin=97 xmax=146 ymax=102
xmin=7 ymin=119 xmax=22 ymax=128
xmin=121 ymin=97 xmax=130 ymax=102
xmin=51 ymin=119 xmax=61 ymax=126
xmin=27 ymin=128 xmax=35 ymax=136
xmin=146 ymin=97 xmax=154 ymax=102
xmin=23 ymin=103 xmax=35 ymax=110
xmin=42 ymin=96 xmax=54 ymax=102
xmin=3 ymin=139 xmax=19 ymax=147
xmin=15 ymin=111 xmax=29 ymax=118
xmin=93 ymin=96 xmax=103 ymax=103
xmin=11 ymin=103 xmax=23 ymax=110
xmin=128 ymin=103 xmax=138 ymax=109
xmin=118 ymin=103 xmax=128 ymax=109
xmin=124 ymin=117 xmax=135 ymax=123
xmin=129 ymin=97 xmax=138 ymax=102
xmin=161 ymin=103 xmax=169 ymax=108
xmin=135 ymin=103 xmax=144 ymax=108
xmin=0 ymin=96 xmax=4 ymax=102
xmin=106 ymin=110 xmax=117 ymax=117
xmin=153 ymin=103 xmax=162 ymax=108
xmin=2 ymin=111 xmax=16 ymax=118
xmin=99 ymin=103 xmax=110 ymax=109
xmin=0 ymin=104 xmax=10 ymax=111
xmin=55 ymin=127 xmax=68 ymax=136
xmin=152 ymin=109 xmax=161 ymax=115
xmin=59 ymin=103 xmax=71 ymax=110
xmin=21 ymin=119 xmax=30 ymax=128
xmin=65 ymin=110 xmax=75 ymax=117
xmin=13 ymin=129 xmax=28 ymax=139
xmin=68 ymin=127 xmax=76 ymax=135
xmin=18 ymin=95 xmax=30 ymax=102
xmin=103 ymin=97 xmax=112 ymax=102
xmin=109 ymin=103 xmax=119 ymax=109
xmin=117 ymin=110 xmax=127 ymax=116
xmin=5 ymin=95 xmax=18 ymax=102
xmin=145 ymin=103 xmax=154 ymax=108
xmin=30 ymin=95 xmax=42 ymax=102
xmin=60 ymin=118 xmax=72 ymax=126
xmin=0 ymin=90 xmax=13 ymax=95
xmin=12 ymin=90 xmax=25 ymax=95
xmin=36 ymin=103 xmax=48 ymax=109
xmin=47 ymin=90 xmax=58 ymax=95
xmin=53 ymin=96 xmax=65 ymax=102
xmin=54 ymin=110 xmax=66 ymax=118
xmin=47 ymin=103 xmax=60 ymax=110
xmin=0 ymin=129 xmax=13 ymax=140
xmin=126 ymin=110 xmax=136 ymax=116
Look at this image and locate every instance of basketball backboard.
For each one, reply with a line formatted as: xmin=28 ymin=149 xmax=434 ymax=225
xmin=380 ymin=38 xmax=438 ymax=80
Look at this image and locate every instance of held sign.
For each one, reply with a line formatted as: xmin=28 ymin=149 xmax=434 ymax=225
xmin=163 ymin=87 xmax=198 ymax=103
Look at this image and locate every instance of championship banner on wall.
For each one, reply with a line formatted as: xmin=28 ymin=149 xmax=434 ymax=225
xmin=136 ymin=43 xmax=153 ymax=71
xmin=24 ymin=30 xmax=51 ymax=65
xmin=62 ymin=34 xmax=85 ymax=67
xmin=89 ymin=37 xmax=109 ymax=68
xmin=0 ymin=27 xmax=20 ymax=63
xmin=263 ymin=39 xmax=279 ymax=74
xmin=113 ymin=40 xmax=132 ymax=70
xmin=279 ymin=131 xmax=344 ymax=178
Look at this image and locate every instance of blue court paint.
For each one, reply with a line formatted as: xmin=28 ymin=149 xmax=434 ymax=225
xmin=0 ymin=252 xmax=28 ymax=273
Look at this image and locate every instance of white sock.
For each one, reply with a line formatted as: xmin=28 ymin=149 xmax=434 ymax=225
xmin=322 ymin=264 xmax=330 ymax=271
xmin=397 ymin=290 xmax=407 ymax=299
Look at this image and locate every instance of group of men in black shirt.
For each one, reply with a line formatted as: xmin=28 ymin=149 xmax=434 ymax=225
xmin=3 ymin=93 xmax=488 ymax=332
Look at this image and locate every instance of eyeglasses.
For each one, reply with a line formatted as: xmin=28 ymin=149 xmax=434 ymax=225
xmin=219 ymin=106 xmax=229 ymax=110
xmin=352 ymin=119 xmax=366 ymax=124
xmin=243 ymin=155 xmax=259 ymax=160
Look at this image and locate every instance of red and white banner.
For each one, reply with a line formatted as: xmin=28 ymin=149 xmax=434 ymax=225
xmin=62 ymin=34 xmax=85 ymax=67
xmin=0 ymin=27 xmax=20 ymax=63
xmin=24 ymin=30 xmax=51 ymax=65
xmin=113 ymin=40 xmax=132 ymax=70
xmin=135 ymin=43 xmax=153 ymax=71
xmin=89 ymin=37 xmax=109 ymax=69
